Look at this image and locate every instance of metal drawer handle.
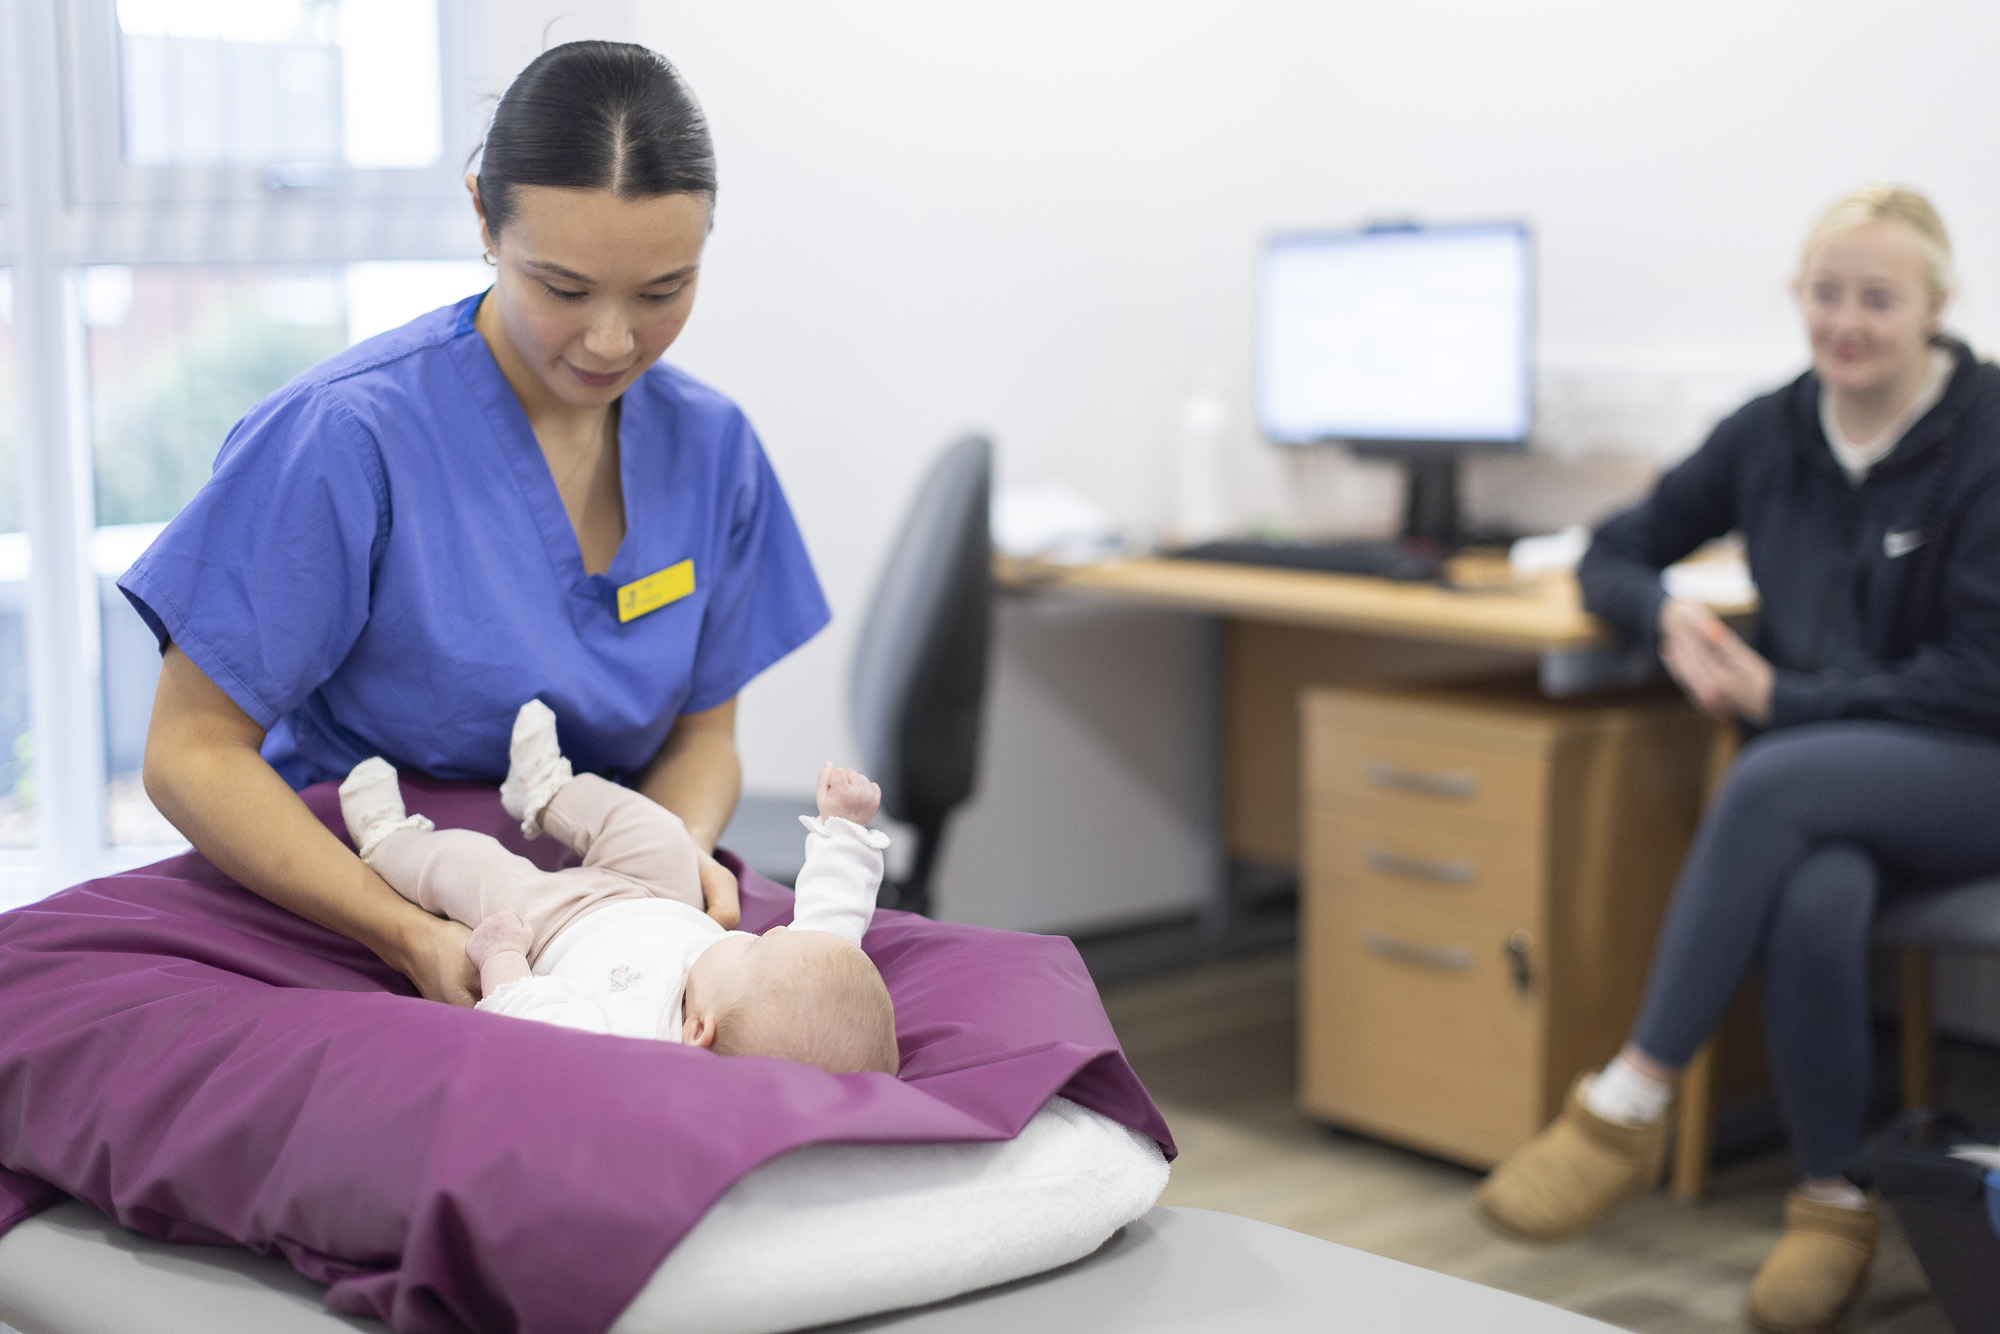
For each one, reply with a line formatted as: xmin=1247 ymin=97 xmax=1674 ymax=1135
xmin=1505 ymin=928 xmax=1534 ymax=994
xmin=1363 ymin=759 xmax=1477 ymax=800
xmin=1361 ymin=929 xmax=1471 ymax=973
xmin=1363 ymin=845 xmax=1473 ymax=886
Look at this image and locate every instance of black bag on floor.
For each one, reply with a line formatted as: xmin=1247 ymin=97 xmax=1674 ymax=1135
xmin=1852 ymin=1111 xmax=2000 ymax=1334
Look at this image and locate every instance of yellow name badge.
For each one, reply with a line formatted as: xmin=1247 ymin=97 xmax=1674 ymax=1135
xmin=617 ymin=559 xmax=696 ymax=623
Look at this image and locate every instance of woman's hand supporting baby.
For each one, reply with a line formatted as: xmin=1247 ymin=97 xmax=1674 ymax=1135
xmin=145 ymin=645 xmax=483 ymax=1006
xmin=817 ymin=762 xmax=882 ymax=825
xmin=636 ymin=698 xmax=744 ymax=931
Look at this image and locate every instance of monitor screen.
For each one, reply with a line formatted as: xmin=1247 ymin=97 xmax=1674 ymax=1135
xmin=1256 ymin=221 xmax=1532 ymax=447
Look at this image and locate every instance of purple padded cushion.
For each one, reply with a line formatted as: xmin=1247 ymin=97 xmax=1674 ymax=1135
xmin=0 ymin=776 xmax=1171 ymax=1334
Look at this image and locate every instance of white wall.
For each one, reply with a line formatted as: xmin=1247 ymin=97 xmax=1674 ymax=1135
xmin=937 ymin=599 xmax=1218 ymax=933
xmin=482 ymin=0 xmax=636 ymax=100
xmin=632 ymin=0 xmax=2000 ymax=792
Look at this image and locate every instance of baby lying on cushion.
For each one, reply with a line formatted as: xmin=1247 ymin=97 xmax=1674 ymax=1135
xmin=338 ymin=702 xmax=898 ymax=1075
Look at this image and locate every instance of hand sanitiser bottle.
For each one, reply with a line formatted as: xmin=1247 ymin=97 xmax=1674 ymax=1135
xmin=1172 ymin=367 xmax=1231 ymax=545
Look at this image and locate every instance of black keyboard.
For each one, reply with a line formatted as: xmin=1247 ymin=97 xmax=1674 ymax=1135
xmin=1166 ymin=538 xmax=1444 ymax=583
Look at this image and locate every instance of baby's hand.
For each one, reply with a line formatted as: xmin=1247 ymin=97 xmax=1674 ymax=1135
xmin=817 ymin=761 xmax=881 ymax=825
xmin=466 ymin=911 xmax=532 ymax=970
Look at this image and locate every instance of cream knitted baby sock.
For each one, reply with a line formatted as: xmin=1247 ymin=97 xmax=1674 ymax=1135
xmin=338 ymin=756 xmax=434 ymax=863
xmin=499 ymin=699 xmax=574 ymax=839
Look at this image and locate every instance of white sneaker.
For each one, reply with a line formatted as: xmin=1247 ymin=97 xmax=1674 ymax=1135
xmin=338 ymin=756 xmax=433 ymax=863
xmin=499 ymin=700 xmax=573 ymax=839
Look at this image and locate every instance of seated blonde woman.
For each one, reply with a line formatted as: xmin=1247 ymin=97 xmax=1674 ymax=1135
xmin=1475 ymin=186 xmax=2000 ymax=1333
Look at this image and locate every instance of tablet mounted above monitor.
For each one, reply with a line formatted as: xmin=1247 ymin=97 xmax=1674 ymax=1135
xmin=1256 ymin=219 xmax=1533 ymax=550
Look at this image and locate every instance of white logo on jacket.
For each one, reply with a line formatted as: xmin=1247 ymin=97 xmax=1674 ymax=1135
xmin=1883 ymin=528 xmax=1925 ymax=559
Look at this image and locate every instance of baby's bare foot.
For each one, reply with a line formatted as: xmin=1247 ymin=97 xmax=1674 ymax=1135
xmin=466 ymin=911 xmax=532 ymax=970
xmin=816 ymin=761 xmax=882 ymax=825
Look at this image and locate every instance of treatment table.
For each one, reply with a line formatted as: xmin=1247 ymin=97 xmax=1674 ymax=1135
xmin=0 ymin=1198 xmax=1613 ymax=1333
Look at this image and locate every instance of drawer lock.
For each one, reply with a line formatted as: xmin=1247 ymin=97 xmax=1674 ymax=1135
xmin=1363 ymin=844 xmax=1474 ymax=886
xmin=1362 ymin=759 xmax=1478 ymax=800
xmin=1504 ymin=928 xmax=1534 ymax=994
xmin=1361 ymin=929 xmax=1471 ymax=973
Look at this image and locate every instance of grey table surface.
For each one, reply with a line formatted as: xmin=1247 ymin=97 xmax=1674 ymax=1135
xmin=0 ymin=1198 xmax=1616 ymax=1333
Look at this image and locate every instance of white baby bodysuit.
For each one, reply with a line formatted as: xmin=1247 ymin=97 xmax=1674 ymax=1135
xmin=477 ymin=815 xmax=892 ymax=1040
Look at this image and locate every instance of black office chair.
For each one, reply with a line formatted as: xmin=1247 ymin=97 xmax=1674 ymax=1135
xmin=1875 ymin=875 xmax=2000 ymax=1110
xmin=721 ymin=435 xmax=993 ymax=916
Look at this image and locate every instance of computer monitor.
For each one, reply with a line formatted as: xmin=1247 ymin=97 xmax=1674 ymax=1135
xmin=1256 ymin=220 xmax=1533 ymax=546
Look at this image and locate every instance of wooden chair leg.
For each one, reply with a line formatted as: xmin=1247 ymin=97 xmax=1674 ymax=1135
xmin=1663 ymin=725 xmax=1737 ymax=1205
xmin=1899 ymin=947 xmax=1936 ymax=1111
xmin=1702 ymin=724 xmax=1741 ymax=801
xmin=1671 ymin=1041 xmax=1717 ymax=1201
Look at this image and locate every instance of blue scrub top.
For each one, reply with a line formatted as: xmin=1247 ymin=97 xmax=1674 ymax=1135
xmin=119 ymin=295 xmax=830 ymax=790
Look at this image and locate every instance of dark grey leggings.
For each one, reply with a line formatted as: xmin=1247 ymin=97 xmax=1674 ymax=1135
xmin=1629 ymin=721 xmax=2000 ymax=1179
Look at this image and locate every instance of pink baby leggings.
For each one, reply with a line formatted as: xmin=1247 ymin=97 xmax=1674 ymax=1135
xmin=369 ymin=774 xmax=705 ymax=966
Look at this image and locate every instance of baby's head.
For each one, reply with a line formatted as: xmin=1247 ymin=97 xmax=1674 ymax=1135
xmin=681 ymin=927 xmax=898 ymax=1075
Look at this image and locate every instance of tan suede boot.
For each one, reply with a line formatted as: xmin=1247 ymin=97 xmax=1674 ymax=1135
xmin=1471 ymin=1075 xmax=1670 ymax=1242
xmin=1746 ymin=1190 xmax=1876 ymax=1333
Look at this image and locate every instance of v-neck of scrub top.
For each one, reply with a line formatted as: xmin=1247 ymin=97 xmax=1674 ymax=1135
xmin=447 ymin=300 xmax=647 ymax=621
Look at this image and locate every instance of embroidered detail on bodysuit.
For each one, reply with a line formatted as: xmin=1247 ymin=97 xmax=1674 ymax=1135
xmin=609 ymin=966 xmax=642 ymax=993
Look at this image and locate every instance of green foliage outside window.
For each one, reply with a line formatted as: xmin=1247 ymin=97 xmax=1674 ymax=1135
xmin=93 ymin=298 xmax=343 ymax=527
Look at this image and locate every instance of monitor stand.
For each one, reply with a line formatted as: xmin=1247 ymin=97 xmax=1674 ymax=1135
xmin=1399 ymin=454 xmax=1462 ymax=549
xmin=1351 ymin=446 xmax=1517 ymax=551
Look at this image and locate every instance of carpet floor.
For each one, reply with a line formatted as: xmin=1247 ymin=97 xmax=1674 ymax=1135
xmin=1101 ymin=951 xmax=1975 ymax=1333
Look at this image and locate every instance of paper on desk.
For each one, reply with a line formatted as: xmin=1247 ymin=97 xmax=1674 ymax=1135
xmin=1663 ymin=557 xmax=1756 ymax=608
xmin=992 ymin=480 xmax=1123 ymax=565
xmin=1509 ymin=526 xmax=1589 ymax=577
xmin=1510 ymin=526 xmax=1756 ymax=609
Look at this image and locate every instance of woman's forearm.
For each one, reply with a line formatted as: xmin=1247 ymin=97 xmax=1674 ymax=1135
xmin=637 ymin=697 xmax=741 ymax=850
xmin=143 ymin=646 xmax=474 ymax=1001
xmin=148 ymin=735 xmax=422 ymax=962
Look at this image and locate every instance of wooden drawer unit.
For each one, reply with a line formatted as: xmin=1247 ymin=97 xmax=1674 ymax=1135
xmin=1298 ymin=679 xmax=1711 ymax=1169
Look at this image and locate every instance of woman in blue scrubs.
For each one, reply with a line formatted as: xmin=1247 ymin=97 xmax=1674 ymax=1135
xmin=124 ymin=42 xmax=829 ymax=1007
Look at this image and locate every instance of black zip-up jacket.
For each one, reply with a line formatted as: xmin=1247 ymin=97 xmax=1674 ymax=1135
xmin=1579 ymin=337 xmax=2000 ymax=738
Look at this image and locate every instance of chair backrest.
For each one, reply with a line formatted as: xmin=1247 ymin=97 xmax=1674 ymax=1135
xmin=848 ymin=435 xmax=993 ymax=830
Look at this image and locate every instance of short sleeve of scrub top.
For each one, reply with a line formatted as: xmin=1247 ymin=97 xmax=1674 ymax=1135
xmin=118 ymin=295 xmax=831 ymax=790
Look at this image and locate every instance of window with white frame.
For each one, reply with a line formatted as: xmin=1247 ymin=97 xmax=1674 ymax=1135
xmin=0 ymin=0 xmax=489 ymax=899
xmin=0 ymin=273 xmax=29 ymax=853
xmin=112 ymin=0 xmax=445 ymax=172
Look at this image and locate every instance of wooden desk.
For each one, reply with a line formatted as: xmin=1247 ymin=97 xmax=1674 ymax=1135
xmin=1000 ymin=554 xmax=1738 ymax=867
xmin=998 ymin=554 xmax=1611 ymax=653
